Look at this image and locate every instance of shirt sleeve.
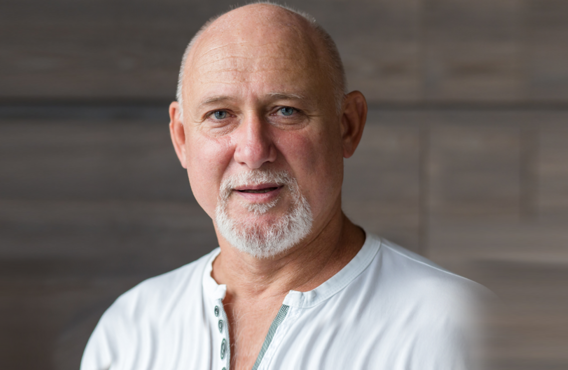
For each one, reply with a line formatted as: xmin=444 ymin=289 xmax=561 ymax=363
xmin=80 ymin=292 xmax=139 ymax=370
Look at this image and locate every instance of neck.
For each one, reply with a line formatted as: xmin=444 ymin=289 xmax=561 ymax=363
xmin=211 ymin=209 xmax=365 ymax=302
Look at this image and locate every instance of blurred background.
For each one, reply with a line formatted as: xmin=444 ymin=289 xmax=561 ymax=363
xmin=1 ymin=0 xmax=567 ymax=369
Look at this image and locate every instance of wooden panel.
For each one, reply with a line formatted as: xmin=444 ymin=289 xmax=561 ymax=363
xmin=0 ymin=22 xmax=184 ymax=99
xmin=0 ymin=277 xmax=139 ymax=370
xmin=4 ymin=0 xmax=568 ymax=104
xmin=0 ymin=120 xmax=190 ymax=201
xmin=528 ymin=0 xmax=568 ymax=100
xmin=334 ymin=0 xmax=422 ymax=101
xmin=0 ymin=0 xmax=228 ymax=99
xmin=3 ymin=0 xmax=568 ymax=104
xmin=0 ymin=0 xmax=422 ymax=102
xmin=537 ymin=129 xmax=568 ymax=215
xmin=428 ymin=221 xmax=568 ymax=369
xmin=428 ymin=127 xmax=521 ymax=219
xmin=0 ymin=199 xmax=216 ymax=263
xmin=423 ymin=0 xmax=526 ymax=101
xmin=429 ymin=220 xmax=568 ymax=266
xmin=343 ymin=124 xmax=421 ymax=251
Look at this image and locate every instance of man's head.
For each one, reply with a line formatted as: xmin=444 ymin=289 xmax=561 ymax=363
xmin=169 ymin=3 xmax=367 ymax=258
xmin=175 ymin=3 xmax=347 ymax=120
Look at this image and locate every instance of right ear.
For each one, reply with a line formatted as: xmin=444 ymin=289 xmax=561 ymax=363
xmin=169 ymin=101 xmax=187 ymax=169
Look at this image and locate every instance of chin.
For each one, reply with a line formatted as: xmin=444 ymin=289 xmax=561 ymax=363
xmin=216 ymin=206 xmax=313 ymax=258
xmin=215 ymin=171 xmax=313 ymax=259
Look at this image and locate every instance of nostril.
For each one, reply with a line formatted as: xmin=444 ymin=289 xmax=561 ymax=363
xmin=235 ymin=141 xmax=276 ymax=168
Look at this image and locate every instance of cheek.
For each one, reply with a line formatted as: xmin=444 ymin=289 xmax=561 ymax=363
xmin=277 ymin=132 xmax=318 ymax=172
xmin=285 ymin=126 xmax=343 ymax=174
xmin=277 ymin=128 xmax=344 ymax=200
xmin=185 ymin=135 xmax=233 ymax=217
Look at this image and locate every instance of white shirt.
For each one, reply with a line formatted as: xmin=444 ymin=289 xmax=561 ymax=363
xmin=81 ymin=233 xmax=490 ymax=370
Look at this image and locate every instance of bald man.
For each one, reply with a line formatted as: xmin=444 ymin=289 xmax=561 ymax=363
xmin=81 ymin=3 xmax=491 ymax=370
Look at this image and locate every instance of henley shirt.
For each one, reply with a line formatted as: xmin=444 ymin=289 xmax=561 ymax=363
xmin=81 ymin=232 xmax=490 ymax=370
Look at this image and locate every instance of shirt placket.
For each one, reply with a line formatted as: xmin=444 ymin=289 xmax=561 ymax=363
xmin=213 ymin=298 xmax=231 ymax=370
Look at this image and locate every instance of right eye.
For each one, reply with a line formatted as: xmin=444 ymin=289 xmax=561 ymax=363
xmin=213 ymin=110 xmax=228 ymax=119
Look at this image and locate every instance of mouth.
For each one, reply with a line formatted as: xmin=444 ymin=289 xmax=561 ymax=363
xmin=236 ymin=186 xmax=281 ymax=194
xmin=232 ymin=184 xmax=284 ymax=201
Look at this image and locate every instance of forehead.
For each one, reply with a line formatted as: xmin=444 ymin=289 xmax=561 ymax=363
xmin=184 ymin=16 xmax=328 ymax=101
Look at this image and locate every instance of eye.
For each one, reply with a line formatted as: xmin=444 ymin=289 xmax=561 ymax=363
xmin=279 ymin=107 xmax=295 ymax=116
xmin=213 ymin=110 xmax=228 ymax=119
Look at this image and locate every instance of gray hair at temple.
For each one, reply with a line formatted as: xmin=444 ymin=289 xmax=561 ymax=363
xmin=175 ymin=2 xmax=347 ymax=121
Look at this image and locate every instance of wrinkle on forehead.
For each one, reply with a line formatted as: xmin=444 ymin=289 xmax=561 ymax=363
xmin=184 ymin=5 xmax=322 ymax=82
xmin=195 ymin=56 xmax=311 ymax=83
xmin=192 ymin=35 xmax=317 ymax=75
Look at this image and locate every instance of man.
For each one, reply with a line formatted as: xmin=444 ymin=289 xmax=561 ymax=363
xmin=81 ymin=3 xmax=490 ymax=370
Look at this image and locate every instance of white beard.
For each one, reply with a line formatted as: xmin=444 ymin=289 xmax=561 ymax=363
xmin=215 ymin=170 xmax=313 ymax=259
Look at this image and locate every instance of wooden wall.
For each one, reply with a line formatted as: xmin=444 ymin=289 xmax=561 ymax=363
xmin=1 ymin=0 xmax=568 ymax=369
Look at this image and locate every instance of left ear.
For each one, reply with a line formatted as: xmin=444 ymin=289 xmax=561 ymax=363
xmin=340 ymin=91 xmax=367 ymax=158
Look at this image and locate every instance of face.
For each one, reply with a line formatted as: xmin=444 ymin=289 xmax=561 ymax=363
xmin=169 ymin=9 xmax=366 ymax=257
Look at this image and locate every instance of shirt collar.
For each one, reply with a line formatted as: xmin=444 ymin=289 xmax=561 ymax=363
xmin=202 ymin=232 xmax=382 ymax=308
xmin=283 ymin=232 xmax=381 ymax=308
xmin=202 ymin=247 xmax=226 ymax=301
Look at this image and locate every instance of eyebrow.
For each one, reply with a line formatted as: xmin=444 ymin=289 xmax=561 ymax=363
xmin=199 ymin=95 xmax=232 ymax=108
xmin=198 ymin=92 xmax=308 ymax=109
xmin=266 ymin=92 xmax=306 ymax=101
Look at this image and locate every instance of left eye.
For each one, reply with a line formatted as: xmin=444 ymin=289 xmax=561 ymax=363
xmin=279 ymin=107 xmax=295 ymax=116
xmin=213 ymin=110 xmax=228 ymax=119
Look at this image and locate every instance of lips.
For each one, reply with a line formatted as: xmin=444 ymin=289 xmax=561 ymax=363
xmin=233 ymin=184 xmax=283 ymax=201
xmin=237 ymin=186 xmax=280 ymax=194
xmin=233 ymin=183 xmax=282 ymax=192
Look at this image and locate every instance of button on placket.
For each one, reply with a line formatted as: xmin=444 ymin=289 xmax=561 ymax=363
xmin=218 ymin=319 xmax=224 ymax=333
xmin=220 ymin=338 xmax=227 ymax=360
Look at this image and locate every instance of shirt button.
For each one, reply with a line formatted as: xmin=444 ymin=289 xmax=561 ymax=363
xmin=218 ymin=319 xmax=224 ymax=333
xmin=214 ymin=305 xmax=220 ymax=317
xmin=220 ymin=338 xmax=227 ymax=360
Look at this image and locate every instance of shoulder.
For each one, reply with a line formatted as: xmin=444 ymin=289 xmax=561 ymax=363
xmin=362 ymin=236 xmax=493 ymax=368
xmin=363 ymin=235 xmax=494 ymax=323
xmin=105 ymin=249 xmax=216 ymax=323
xmin=374 ymin=235 xmax=492 ymax=298
xmin=80 ymin=249 xmax=217 ymax=370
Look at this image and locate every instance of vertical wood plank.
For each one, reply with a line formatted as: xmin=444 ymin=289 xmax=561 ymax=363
xmin=537 ymin=128 xmax=568 ymax=217
xmin=428 ymin=127 xmax=521 ymax=220
xmin=343 ymin=124 xmax=421 ymax=251
xmin=423 ymin=0 xmax=526 ymax=101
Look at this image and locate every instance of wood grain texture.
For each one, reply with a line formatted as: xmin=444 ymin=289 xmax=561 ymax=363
xmin=537 ymin=128 xmax=568 ymax=215
xmin=428 ymin=127 xmax=522 ymax=220
xmin=527 ymin=0 xmax=568 ymax=101
xmin=343 ymin=124 xmax=421 ymax=251
xmin=0 ymin=120 xmax=189 ymax=201
xmin=423 ymin=0 xmax=526 ymax=102
xmin=2 ymin=0 xmax=567 ymax=103
xmin=428 ymin=221 xmax=568 ymax=368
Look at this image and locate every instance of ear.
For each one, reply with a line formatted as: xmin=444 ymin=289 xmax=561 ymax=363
xmin=340 ymin=91 xmax=367 ymax=158
xmin=169 ymin=101 xmax=188 ymax=169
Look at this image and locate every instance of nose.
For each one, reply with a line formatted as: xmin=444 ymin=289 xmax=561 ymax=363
xmin=233 ymin=112 xmax=277 ymax=169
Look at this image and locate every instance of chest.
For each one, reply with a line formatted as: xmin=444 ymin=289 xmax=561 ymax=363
xmin=224 ymin=301 xmax=284 ymax=370
xmin=111 ymin=297 xmax=456 ymax=370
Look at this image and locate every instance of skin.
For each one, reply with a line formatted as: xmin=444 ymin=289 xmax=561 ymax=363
xmin=169 ymin=4 xmax=368 ymax=370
